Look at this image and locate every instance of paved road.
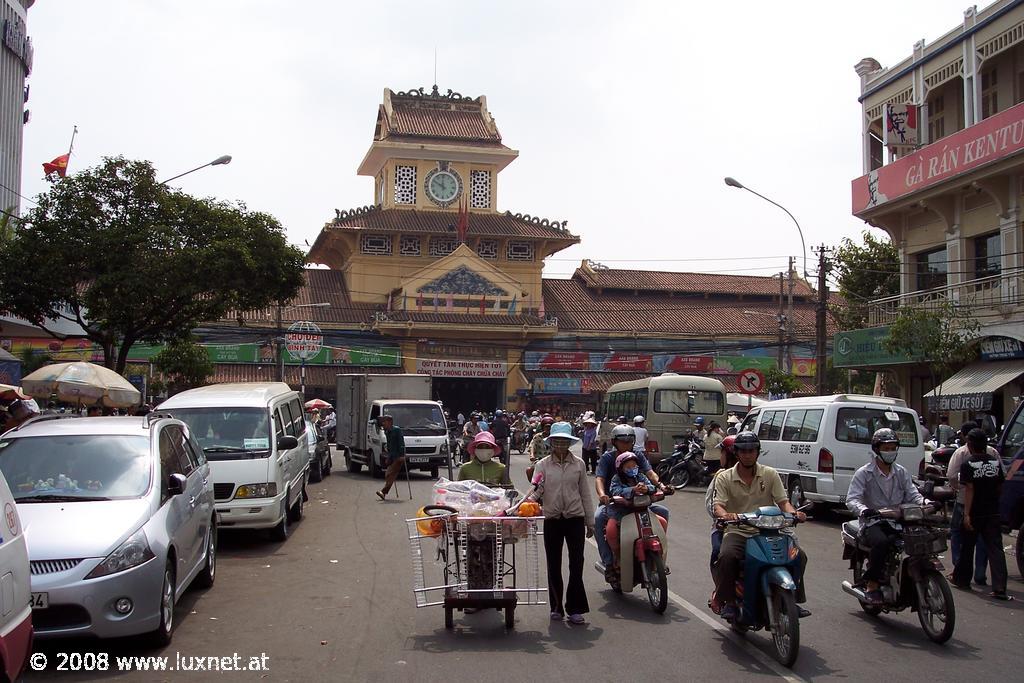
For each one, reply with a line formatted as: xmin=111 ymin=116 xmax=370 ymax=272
xmin=26 ymin=447 xmax=1023 ymax=682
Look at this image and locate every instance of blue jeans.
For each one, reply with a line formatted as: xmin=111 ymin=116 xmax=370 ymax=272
xmin=950 ymin=503 xmax=988 ymax=583
xmin=595 ymin=503 xmax=670 ymax=567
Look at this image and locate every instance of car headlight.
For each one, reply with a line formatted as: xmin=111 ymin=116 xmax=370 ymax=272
xmin=85 ymin=529 xmax=156 ymax=580
xmin=235 ymin=482 xmax=278 ymax=499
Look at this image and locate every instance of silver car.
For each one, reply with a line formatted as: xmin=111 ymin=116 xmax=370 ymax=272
xmin=0 ymin=415 xmax=216 ymax=644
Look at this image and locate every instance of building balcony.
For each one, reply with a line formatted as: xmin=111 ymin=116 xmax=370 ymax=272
xmin=866 ymin=269 xmax=1022 ymax=327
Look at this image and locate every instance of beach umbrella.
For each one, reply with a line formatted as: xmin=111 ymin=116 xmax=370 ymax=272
xmin=21 ymin=361 xmax=141 ymax=408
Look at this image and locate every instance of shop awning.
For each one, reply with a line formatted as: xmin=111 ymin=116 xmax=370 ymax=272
xmin=923 ymin=360 xmax=1024 ymax=411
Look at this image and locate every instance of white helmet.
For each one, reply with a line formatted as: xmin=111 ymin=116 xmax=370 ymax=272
xmin=611 ymin=424 xmax=636 ymax=440
xmin=633 ymin=415 xmax=645 ymax=425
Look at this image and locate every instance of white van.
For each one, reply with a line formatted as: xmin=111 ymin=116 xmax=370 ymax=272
xmin=0 ymin=468 xmax=32 ymax=680
xmin=737 ymin=394 xmax=925 ymax=510
xmin=160 ymin=383 xmax=309 ymax=541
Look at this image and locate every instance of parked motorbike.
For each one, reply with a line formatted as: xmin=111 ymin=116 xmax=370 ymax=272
xmin=654 ymin=437 xmax=689 ymax=480
xmin=840 ymin=497 xmax=956 ymax=644
xmin=593 ymin=488 xmax=672 ymax=614
xmin=667 ymin=440 xmax=711 ymax=489
xmin=713 ymin=506 xmax=804 ymax=668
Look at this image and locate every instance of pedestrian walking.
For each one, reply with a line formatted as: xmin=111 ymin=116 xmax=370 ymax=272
xmin=581 ymin=415 xmax=599 ymax=474
xmin=952 ymin=429 xmax=1012 ymax=600
xmin=376 ymin=414 xmax=407 ymax=500
xmin=946 ymin=422 xmax=995 ymax=584
xmin=597 ymin=415 xmax=614 ymax=454
xmin=526 ymin=421 xmax=594 ymax=624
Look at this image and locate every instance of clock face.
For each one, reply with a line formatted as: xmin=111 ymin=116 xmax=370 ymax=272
xmin=426 ymin=170 xmax=461 ymax=205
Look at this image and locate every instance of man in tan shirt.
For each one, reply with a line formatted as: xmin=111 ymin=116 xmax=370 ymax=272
xmin=712 ymin=432 xmax=808 ymax=621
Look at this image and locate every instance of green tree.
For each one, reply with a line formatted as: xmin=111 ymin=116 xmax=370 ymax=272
xmin=831 ymin=230 xmax=900 ymax=329
xmin=881 ymin=301 xmax=981 ymax=411
xmin=153 ymin=337 xmax=213 ymax=394
xmin=17 ymin=346 xmax=51 ymax=376
xmin=765 ymin=367 xmax=800 ymax=397
xmin=0 ymin=157 xmax=305 ymax=374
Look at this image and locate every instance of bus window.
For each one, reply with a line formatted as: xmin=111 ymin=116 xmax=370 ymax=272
xmin=653 ymin=389 xmax=724 ymax=415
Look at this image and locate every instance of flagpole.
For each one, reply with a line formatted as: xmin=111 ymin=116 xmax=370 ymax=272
xmin=67 ymin=125 xmax=78 ymax=159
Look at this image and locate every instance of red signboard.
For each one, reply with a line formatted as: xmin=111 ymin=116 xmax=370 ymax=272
xmin=605 ymin=353 xmax=653 ymax=372
xmin=532 ymin=351 xmax=589 ymax=370
xmin=852 ymin=100 xmax=1024 ymax=215
xmin=664 ymin=355 xmax=715 ymax=373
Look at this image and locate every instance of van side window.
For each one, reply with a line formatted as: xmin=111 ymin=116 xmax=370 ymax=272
xmin=781 ymin=409 xmax=823 ymax=442
xmin=273 ymin=410 xmax=285 ymax=440
xmin=835 ymin=408 xmax=919 ymax=446
xmin=739 ymin=411 xmax=759 ymax=433
xmin=757 ymin=410 xmax=785 ymax=440
xmin=280 ymin=402 xmax=296 ymax=438
xmin=370 ymin=405 xmax=380 ymax=423
xmin=289 ymin=398 xmax=305 ymax=437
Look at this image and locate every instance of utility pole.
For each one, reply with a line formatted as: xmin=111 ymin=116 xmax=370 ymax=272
xmin=814 ymin=245 xmax=833 ymax=396
xmin=786 ymin=256 xmax=794 ymax=374
xmin=777 ymin=272 xmax=786 ymax=372
xmin=276 ymin=302 xmax=285 ymax=383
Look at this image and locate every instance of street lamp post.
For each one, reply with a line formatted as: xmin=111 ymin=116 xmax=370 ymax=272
xmin=159 ymin=155 xmax=232 ymax=185
xmin=724 ymin=177 xmax=808 ymax=278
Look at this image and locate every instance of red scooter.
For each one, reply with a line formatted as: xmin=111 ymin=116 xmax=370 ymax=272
xmin=594 ymin=488 xmax=671 ymax=613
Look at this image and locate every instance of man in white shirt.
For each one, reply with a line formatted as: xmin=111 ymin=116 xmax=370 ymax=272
xmin=632 ymin=415 xmax=648 ymax=451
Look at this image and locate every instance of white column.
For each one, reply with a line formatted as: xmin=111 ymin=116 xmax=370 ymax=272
xmin=1000 ymin=205 xmax=1021 ymax=304
xmin=963 ymin=6 xmax=979 ymax=128
xmin=946 ymin=223 xmax=963 ymax=304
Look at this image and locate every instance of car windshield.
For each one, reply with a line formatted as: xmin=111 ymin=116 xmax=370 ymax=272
xmin=0 ymin=434 xmax=151 ymax=501
xmin=166 ymin=408 xmax=271 ymax=459
xmin=383 ymin=404 xmax=447 ymax=436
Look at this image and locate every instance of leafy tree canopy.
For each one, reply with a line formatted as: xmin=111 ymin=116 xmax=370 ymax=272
xmin=153 ymin=336 xmax=213 ymax=394
xmin=765 ymin=367 xmax=800 ymax=397
xmin=831 ymin=230 xmax=900 ymax=330
xmin=0 ymin=157 xmax=305 ymax=373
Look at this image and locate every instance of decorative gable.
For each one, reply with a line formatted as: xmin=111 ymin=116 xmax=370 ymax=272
xmin=417 ymin=265 xmax=508 ymax=296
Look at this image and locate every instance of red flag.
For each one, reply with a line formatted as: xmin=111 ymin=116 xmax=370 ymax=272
xmin=446 ymin=293 xmax=454 ymax=312
xmin=42 ymin=153 xmax=70 ymax=179
xmin=479 ymin=295 xmax=486 ymax=314
xmin=456 ymin=198 xmax=469 ymax=243
xmin=417 ymin=293 xmax=423 ymax=312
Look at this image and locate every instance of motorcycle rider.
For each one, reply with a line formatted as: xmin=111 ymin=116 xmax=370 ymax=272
xmin=595 ymin=424 xmax=672 ymax=581
xmin=692 ymin=416 xmax=708 ymax=443
xmin=845 ymin=428 xmax=925 ymax=605
xmin=712 ymin=431 xmax=808 ymax=621
xmin=490 ymin=409 xmax=511 ymax=483
xmin=703 ymin=421 xmax=725 ymax=472
xmin=526 ymin=416 xmax=555 ymax=483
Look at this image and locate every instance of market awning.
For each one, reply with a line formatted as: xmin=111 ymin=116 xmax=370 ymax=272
xmin=923 ymin=360 xmax=1024 ymax=411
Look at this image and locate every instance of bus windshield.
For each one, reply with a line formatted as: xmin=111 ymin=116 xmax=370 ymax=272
xmin=653 ymin=389 xmax=725 ymax=415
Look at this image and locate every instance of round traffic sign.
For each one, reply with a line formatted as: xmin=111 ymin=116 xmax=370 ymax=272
xmin=285 ymin=321 xmax=323 ymax=361
xmin=737 ymin=368 xmax=765 ymax=395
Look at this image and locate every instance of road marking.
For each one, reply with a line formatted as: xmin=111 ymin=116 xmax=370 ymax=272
xmin=586 ymin=539 xmax=806 ymax=683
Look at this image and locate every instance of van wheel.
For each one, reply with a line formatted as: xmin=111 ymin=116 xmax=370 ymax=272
xmin=194 ymin=521 xmax=217 ymax=589
xmin=344 ymin=449 xmax=361 ymax=474
xmin=430 ymin=467 xmax=439 ymax=479
xmin=309 ymin=455 xmax=323 ymax=483
xmin=370 ymin=454 xmax=383 ymax=479
xmin=288 ymin=484 xmax=305 ymax=522
xmin=323 ymin=453 xmax=333 ymax=477
xmin=148 ymin=562 xmax=176 ymax=647
xmin=270 ymin=499 xmax=290 ymax=542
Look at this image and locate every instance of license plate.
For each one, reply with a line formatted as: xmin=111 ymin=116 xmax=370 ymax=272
xmin=408 ymin=456 xmax=429 ymax=464
xmin=30 ymin=592 xmax=48 ymax=610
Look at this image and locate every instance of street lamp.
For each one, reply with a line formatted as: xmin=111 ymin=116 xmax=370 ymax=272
xmin=724 ymin=176 xmax=808 ymax=278
xmin=274 ymin=302 xmax=331 ymax=385
xmin=159 ymin=155 xmax=233 ymax=185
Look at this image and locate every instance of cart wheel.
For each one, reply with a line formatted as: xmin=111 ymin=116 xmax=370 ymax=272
xmin=445 ymin=606 xmax=454 ymax=630
xmin=504 ymin=605 xmax=515 ymax=630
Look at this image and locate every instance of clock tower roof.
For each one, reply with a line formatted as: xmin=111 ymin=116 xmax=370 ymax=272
xmin=358 ymin=86 xmax=519 ymax=176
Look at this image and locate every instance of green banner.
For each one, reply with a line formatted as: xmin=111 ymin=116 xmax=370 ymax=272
xmin=833 ymin=326 xmax=914 ymax=368
xmin=118 ymin=343 xmax=400 ymax=367
xmin=713 ymin=356 xmax=777 ymax=373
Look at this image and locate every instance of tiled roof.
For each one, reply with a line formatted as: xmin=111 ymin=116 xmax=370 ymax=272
xmin=542 ymin=278 xmax=836 ymax=338
xmin=388 ymin=107 xmax=500 ymax=143
xmin=577 ymin=267 xmax=814 ymax=298
xmin=222 ymin=270 xmax=375 ymax=327
xmin=328 ymin=207 xmax=578 ymax=242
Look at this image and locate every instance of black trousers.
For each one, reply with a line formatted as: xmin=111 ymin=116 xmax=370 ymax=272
xmin=953 ymin=515 xmax=1007 ymax=594
xmin=861 ymin=521 xmax=900 ymax=583
xmin=543 ymin=517 xmax=589 ymax=616
xmin=714 ymin=533 xmax=808 ymax=604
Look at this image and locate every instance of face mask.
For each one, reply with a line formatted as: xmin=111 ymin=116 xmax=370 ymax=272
xmin=475 ymin=448 xmax=494 ymax=463
xmin=624 ymin=466 xmax=639 ymax=478
xmin=878 ymin=450 xmax=898 ymax=465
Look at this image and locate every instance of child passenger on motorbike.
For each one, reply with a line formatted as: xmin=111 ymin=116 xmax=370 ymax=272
xmin=608 ymin=453 xmax=655 ymax=520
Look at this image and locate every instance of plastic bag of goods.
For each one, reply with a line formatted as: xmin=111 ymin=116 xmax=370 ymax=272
xmin=433 ymin=478 xmax=506 ymax=516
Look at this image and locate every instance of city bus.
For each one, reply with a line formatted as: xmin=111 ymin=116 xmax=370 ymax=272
xmin=604 ymin=373 xmax=728 ymax=461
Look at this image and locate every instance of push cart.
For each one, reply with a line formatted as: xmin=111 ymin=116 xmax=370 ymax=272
xmin=407 ymin=508 xmax=545 ymax=630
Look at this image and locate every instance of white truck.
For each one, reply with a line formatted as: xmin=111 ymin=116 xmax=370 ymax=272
xmin=336 ymin=373 xmax=451 ymax=478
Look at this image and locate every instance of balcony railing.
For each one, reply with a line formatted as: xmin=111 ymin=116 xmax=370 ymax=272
xmin=867 ymin=269 xmax=1023 ymax=327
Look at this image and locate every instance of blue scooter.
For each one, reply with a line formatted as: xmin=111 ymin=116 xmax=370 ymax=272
xmin=714 ymin=506 xmax=804 ymax=668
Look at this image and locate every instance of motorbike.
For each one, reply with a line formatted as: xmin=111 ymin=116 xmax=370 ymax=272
xmin=593 ymin=488 xmax=672 ymax=614
xmin=666 ymin=439 xmax=711 ymax=489
xmin=713 ymin=506 xmax=804 ymax=668
xmin=840 ymin=497 xmax=956 ymax=644
xmin=511 ymin=428 xmax=528 ymax=454
xmin=654 ymin=433 xmax=690 ymax=479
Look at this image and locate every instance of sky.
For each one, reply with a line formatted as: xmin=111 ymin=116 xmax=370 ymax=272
xmin=17 ymin=0 xmax=985 ymax=282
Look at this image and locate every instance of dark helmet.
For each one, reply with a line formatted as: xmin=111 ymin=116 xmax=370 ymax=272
xmin=733 ymin=431 xmax=760 ymax=451
xmin=870 ymin=428 xmax=900 ymax=456
xmin=540 ymin=416 xmax=555 ymax=426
